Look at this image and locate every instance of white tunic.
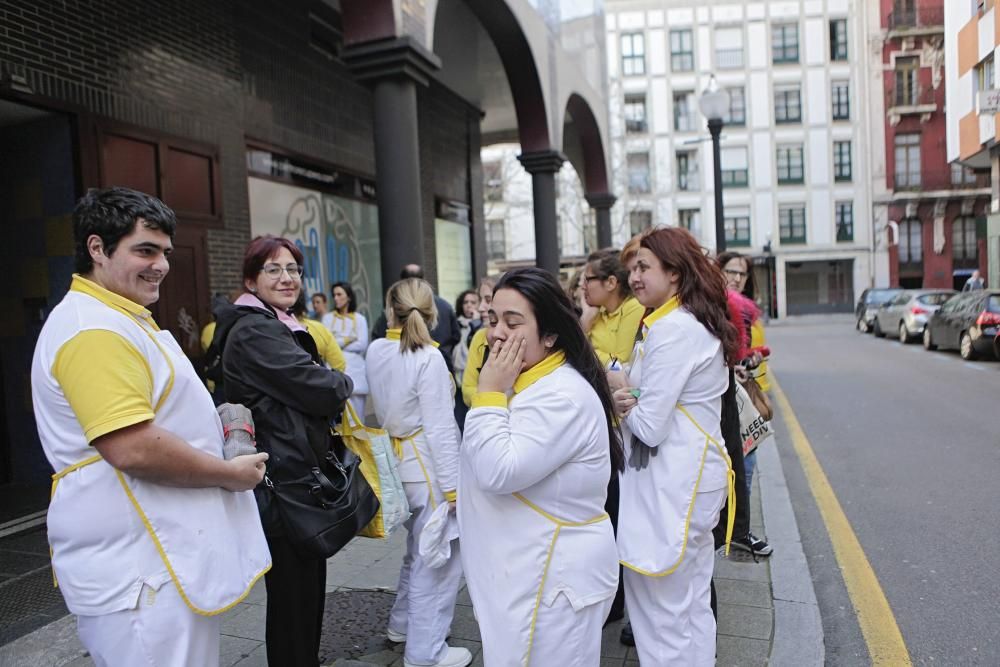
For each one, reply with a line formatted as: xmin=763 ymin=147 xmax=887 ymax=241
xmin=459 ymin=358 xmax=618 ymax=666
xmin=32 ymin=278 xmax=270 ymax=617
xmin=618 ymin=300 xmax=733 ymax=575
xmin=365 ymin=335 xmax=460 ymax=500
xmin=325 ymin=311 xmax=369 ymax=396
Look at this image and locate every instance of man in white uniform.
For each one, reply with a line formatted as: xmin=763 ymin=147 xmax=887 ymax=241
xmin=31 ymin=187 xmax=271 ymax=666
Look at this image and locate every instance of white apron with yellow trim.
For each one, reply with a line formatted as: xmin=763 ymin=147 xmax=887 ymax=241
xmin=459 ymin=364 xmax=618 ymax=666
xmin=39 ymin=291 xmax=270 ymax=617
xmin=617 ymin=305 xmax=734 ymax=576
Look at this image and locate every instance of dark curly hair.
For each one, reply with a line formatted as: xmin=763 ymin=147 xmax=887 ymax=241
xmin=73 ymin=187 xmax=176 ymax=274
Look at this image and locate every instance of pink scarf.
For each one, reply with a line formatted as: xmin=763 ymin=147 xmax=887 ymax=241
xmin=235 ymin=293 xmax=306 ymax=333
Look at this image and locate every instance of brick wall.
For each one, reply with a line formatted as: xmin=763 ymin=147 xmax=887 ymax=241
xmin=0 ymin=0 xmax=480 ymax=294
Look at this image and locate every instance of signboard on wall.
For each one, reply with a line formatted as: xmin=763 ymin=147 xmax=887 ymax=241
xmin=247 ymin=150 xmax=382 ymax=319
xmin=978 ymin=89 xmax=1000 ymax=114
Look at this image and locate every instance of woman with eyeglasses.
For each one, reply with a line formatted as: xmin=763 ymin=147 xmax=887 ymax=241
xmin=324 ymin=281 xmax=369 ymax=416
xmin=716 ymin=251 xmax=772 ymax=557
xmin=613 ymin=228 xmax=739 ymax=665
xmin=211 ymin=235 xmax=353 ymax=667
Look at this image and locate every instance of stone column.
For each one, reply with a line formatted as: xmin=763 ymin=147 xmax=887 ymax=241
xmin=517 ymin=150 xmax=566 ymax=275
xmin=586 ymin=192 xmax=617 ymax=249
xmin=343 ymin=37 xmax=440 ymax=293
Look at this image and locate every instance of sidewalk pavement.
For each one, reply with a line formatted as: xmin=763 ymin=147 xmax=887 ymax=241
xmin=0 ymin=434 xmax=822 ymax=667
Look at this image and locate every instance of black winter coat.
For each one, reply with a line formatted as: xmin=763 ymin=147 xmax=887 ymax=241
xmin=212 ymin=301 xmax=354 ymax=534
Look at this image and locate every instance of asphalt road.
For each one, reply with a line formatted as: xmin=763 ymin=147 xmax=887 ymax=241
xmin=765 ymin=316 xmax=999 ymax=666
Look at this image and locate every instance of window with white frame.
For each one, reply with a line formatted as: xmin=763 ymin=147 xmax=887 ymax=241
xmin=772 ymin=23 xmax=799 ymax=63
xmin=676 ymin=150 xmax=699 ymax=191
xmin=678 ymin=208 xmax=701 ymax=232
xmin=952 ymin=217 xmax=978 ymax=264
xmin=951 ymin=163 xmax=979 ymax=186
xmin=670 ymin=29 xmax=694 ymax=72
xmin=779 ymin=205 xmax=807 ymax=243
xmin=721 ymin=147 xmax=749 ymax=187
xmin=627 ymin=152 xmax=651 ymax=193
xmin=673 ymin=91 xmax=696 ymax=132
xmin=624 ymin=94 xmax=647 ymax=134
xmin=831 ymin=80 xmax=850 ymax=120
xmin=976 ymin=54 xmax=995 ymax=93
xmin=776 ymin=144 xmax=805 ymax=184
xmin=833 ymin=141 xmax=852 ymax=182
xmin=829 ymin=19 xmax=848 ymax=61
xmin=895 ymin=56 xmax=919 ymax=106
xmin=630 ymin=210 xmax=652 ymax=236
xmin=725 ymin=207 xmax=751 ymax=247
xmin=715 ymin=27 xmax=743 ymax=69
xmin=723 ymin=86 xmax=746 ymax=126
xmin=774 ymin=85 xmax=802 ymax=123
xmin=835 ymin=201 xmax=853 ymax=242
xmin=894 ymin=133 xmax=921 ymax=189
xmin=485 ymin=219 xmax=506 ymax=260
xmin=621 ymin=33 xmax=645 ymax=76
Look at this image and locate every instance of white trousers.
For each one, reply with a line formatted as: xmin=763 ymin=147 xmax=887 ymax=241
xmin=528 ymin=592 xmax=612 ymax=666
xmin=77 ymin=581 xmax=220 ymax=667
xmin=389 ymin=481 xmax=464 ymax=665
xmin=623 ymin=487 xmax=726 ymax=667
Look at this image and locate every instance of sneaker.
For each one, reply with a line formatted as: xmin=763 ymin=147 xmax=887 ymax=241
xmin=620 ymin=621 xmax=635 ymax=647
xmin=404 ymin=646 xmax=472 ymax=667
xmin=386 ymin=627 xmax=406 ymax=643
xmin=732 ymin=532 xmax=773 ymax=557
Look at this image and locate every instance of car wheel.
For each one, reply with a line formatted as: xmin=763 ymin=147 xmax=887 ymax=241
xmin=873 ymin=318 xmax=885 ymax=338
xmin=898 ymin=322 xmax=911 ymax=344
xmin=923 ymin=327 xmax=937 ymax=351
xmin=960 ymin=332 xmax=977 ymax=361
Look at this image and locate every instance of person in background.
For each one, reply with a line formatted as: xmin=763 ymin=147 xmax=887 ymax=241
xmin=452 ymin=289 xmax=482 ymax=429
xmin=325 ymin=281 xmax=369 ymax=416
xmin=460 ymin=268 xmax=624 ymax=665
xmin=366 ymin=278 xmax=470 ymax=667
xmin=32 ymin=187 xmax=270 ymax=666
xmin=963 ymin=269 xmax=985 ymax=292
xmin=311 ymin=292 xmax=330 ymax=320
xmin=579 ymin=247 xmax=647 ymax=627
xmin=213 ymin=235 xmax=353 ymax=667
xmin=564 ymin=266 xmax=588 ymax=318
xmin=461 ymin=276 xmax=497 ymax=408
xmin=292 ymin=292 xmax=346 ymax=372
xmin=614 ymin=227 xmax=738 ymax=665
xmin=372 ymin=264 xmax=461 ymax=372
xmin=718 ymin=250 xmax=772 ymax=557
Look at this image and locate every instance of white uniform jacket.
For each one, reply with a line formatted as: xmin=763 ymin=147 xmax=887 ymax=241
xmin=31 ymin=277 xmax=270 ymax=617
xmin=325 ymin=311 xmax=369 ymax=396
xmin=366 ymin=333 xmax=460 ymax=504
xmin=618 ymin=298 xmax=733 ymax=576
xmin=459 ymin=355 xmax=619 ymax=666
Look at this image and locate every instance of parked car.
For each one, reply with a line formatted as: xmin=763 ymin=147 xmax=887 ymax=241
xmin=923 ymin=290 xmax=1000 ymax=360
xmin=873 ymin=289 xmax=956 ymax=343
xmin=856 ymin=288 xmax=904 ymax=333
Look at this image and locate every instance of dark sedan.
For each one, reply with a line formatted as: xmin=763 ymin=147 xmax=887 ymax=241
xmin=923 ymin=290 xmax=1000 ymax=360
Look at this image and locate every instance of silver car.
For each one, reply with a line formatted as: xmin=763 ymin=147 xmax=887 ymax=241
xmin=874 ymin=289 xmax=956 ymax=343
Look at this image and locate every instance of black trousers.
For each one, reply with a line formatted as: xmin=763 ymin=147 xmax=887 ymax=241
xmin=264 ymin=534 xmax=328 ymax=667
xmin=605 ymin=472 xmax=626 ymax=620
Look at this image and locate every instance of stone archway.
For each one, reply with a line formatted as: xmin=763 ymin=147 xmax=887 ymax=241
xmin=564 ymin=93 xmax=614 ymax=248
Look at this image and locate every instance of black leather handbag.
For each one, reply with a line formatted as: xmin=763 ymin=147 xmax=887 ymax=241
xmin=265 ymin=436 xmax=380 ymax=559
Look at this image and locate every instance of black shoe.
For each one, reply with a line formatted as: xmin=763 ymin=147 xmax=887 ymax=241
xmin=731 ymin=532 xmax=773 ymax=557
xmin=620 ymin=622 xmax=635 ymax=647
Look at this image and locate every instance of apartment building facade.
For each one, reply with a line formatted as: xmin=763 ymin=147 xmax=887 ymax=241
xmin=944 ymin=0 xmax=1000 ymax=288
xmin=606 ymin=0 xmax=876 ymax=317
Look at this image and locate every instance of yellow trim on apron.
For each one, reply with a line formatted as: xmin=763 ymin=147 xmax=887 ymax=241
xmin=113 ymin=470 xmax=270 ymax=616
xmin=619 ymin=405 xmax=736 ymax=578
xmin=391 ymin=429 xmax=436 ymax=508
xmin=513 ymin=492 xmax=610 ymax=666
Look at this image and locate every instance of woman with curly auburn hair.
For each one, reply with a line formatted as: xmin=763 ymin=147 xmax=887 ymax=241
xmin=613 ymin=227 xmax=738 ymax=665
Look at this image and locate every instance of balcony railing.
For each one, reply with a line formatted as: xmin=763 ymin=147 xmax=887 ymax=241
xmin=888 ymin=6 xmax=944 ymax=31
xmin=888 ymin=84 xmax=937 ymax=110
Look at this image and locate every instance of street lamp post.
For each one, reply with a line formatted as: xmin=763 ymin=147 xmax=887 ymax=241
xmin=698 ymin=76 xmax=730 ymax=253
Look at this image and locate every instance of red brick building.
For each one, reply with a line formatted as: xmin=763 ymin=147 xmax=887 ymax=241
xmin=880 ymin=0 xmax=990 ymax=289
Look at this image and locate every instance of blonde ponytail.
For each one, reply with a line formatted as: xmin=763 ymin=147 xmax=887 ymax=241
xmin=385 ymin=278 xmax=437 ymax=352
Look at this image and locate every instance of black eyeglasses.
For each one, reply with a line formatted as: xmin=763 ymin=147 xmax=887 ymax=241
xmin=583 ymin=275 xmax=604 ymax=283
